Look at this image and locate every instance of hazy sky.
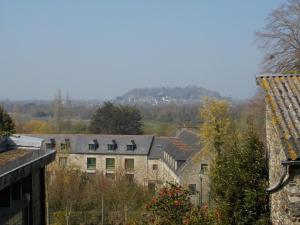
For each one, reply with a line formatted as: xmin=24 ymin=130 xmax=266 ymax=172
xmin=0 ymin=0 xmax=284 ymax=100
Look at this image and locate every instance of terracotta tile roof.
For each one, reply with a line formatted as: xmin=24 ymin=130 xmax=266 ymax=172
xmin=164 ymin=137 xmax=198 ymax=161
xmin=257 ymin=74 xmax=300 ymax=160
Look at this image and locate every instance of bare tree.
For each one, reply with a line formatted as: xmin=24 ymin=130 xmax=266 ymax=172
xmin=52 ymin=90 xmax=63 ymax=133
xmin=256 ymin=0 xmax=300 ymax=73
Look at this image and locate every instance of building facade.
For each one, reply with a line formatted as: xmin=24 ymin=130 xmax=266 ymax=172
xmin=0 ymin=135 xmax=56 ymax=225
xmin=257 ymin=75 xmax=300 ymax=224
xmin=33 ymin=129 xmax=210 ymax=204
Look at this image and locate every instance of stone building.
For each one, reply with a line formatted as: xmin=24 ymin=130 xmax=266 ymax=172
xmin=257 ymin=75 xmax=300 ymax=224
xmin=0 ymin=135 xmax=56 ymax=225
xmin=33 ymin=130 xmax=210 ymax=203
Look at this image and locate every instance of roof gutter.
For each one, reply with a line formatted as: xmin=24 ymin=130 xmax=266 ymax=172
xmin=266 ymin=163 xmax=289 ymax=193
xmin=265 ymin=159 xmax=300 ymax=193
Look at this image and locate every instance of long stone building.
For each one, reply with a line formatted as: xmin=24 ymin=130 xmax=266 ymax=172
xmin=0 ymin=135 xmax=56 ymax=225
xmin=257 ymin=75 xmax=300 ymax=224
xmin=33 ymin=129 xmax=210 ymax=205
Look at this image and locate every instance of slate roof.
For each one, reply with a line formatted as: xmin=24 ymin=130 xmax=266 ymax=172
xmin=34 ymin=134 xmax=155 ymax=156
xmin=257 ymin=74 xmax=300 ymax=160
xmin=176 ymin=129 xmax=201 ymax=146
xmin=148 ymin=137 xmax=169 ymax=159
xmin=165 ymin=138 xmax=198 ymax=161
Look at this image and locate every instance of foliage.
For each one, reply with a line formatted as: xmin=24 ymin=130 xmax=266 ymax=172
xmin=143 ymin=121 xmax=176 ymax=136
xmin=256 ymin=0 xmax=300 ymax=73
xmin=23 ymin=119 xmax=53 ymax=134
xmin=146 ymin=184 xmax=192 ymax=225
xmin=187 ymin=204 xmax=221 ymax=225
xmin=210 ymin=129 xmax=270 ymax=225
xmin=231 ymin=89 xmax=266 ymax=141
xmin=48 ymin=167 xmax=151 ymax=225
xmin=146 ymin=184 xmax=221 ymax=225
xmin=198 ymin=98 xmax=269 ymax=225
xmin=199 ymin=98 xmax=232 ymax=155
xmin=138 ymin=103 xmax=200 ymax=125
xmin=89 ymin=101 xmax=143 ymax=134
xmin=52 ymin=90 xmax=64 ymax=133
xmin=0 ymin=106 xmax=15 ymax=136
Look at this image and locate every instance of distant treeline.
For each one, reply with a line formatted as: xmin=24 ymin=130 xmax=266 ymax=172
xmin=0 ymin=99 xmax=201 ymax=125
xmin=0 ymin=90 xmax=265 ymax=139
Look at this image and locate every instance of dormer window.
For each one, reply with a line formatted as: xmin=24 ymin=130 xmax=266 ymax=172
xmin=46 ymin=138 xmax=56 ymax=150
xmin=89 ymin=144 xmax=96 ymax=151
xmin=65 ymin=138 xmax=70 ymax=148
xmin=60 ymin=138 xmax=70 ymax=150
xmin=46 ymin=143 xmax=52 ymax=150
xmin=60 ymin=143 xmax=67 ymax=150
xmin=89 ymin=139 xmax=98 ymax=151
xmin=127 ymin=140 xmax=136 ymax=151
xmin=108 ymin=144 xmax=114 ymax=150
xmin=108 ymin=140 xmax=117 ymax=151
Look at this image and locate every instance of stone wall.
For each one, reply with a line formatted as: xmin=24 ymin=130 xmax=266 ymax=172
xmin=266 ymin=105 xmax=300 ymax=224
xmin=55 ymin=153 xmax=186 ymax=189
xmin=179 ymin=149 xmax=211 ymax=206
xmin=63 ymin=153 xmax=149 ymax=185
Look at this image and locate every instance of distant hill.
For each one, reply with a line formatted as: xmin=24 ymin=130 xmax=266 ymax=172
xmin=116 ymin=86 xmax=222 ymax=105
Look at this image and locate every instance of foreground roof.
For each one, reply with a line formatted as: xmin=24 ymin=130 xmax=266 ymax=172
xmin=257 ymin=74 xmax=300 ymax=160
xmin=0 ymin=135 xmax=56 ymax=190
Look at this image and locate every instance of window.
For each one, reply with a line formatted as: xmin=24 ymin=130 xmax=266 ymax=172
xmin=47 ymin=138 xmax=56 ymax=150
xmin=201 ymin=164 xmax=208 ymax=174
xmin=188 ymin=184 xmax=197 ymax=195
xmin=60 ymin=143 xmax=67 ymax=150
xmin=126 ymin=145 xmax=135 ymax=151
xmin=152 ymin=164 xmax=158 ymax=170
xmin=127 ymin=140 xmax=136 ymax=151
xmin=59 ymin=157 xmax=67 ymax=168
xmin=125 ymin=174 xmax=134 ymax=182
xmin=65 ymin=138 xmax=71 ymax=148
xmin=46 ymin=143 xmax=54 ymax=150
xmin=125 ymin=159 xmax=134 ymax=171
xmin=87 ymin=158 xmax=96 ymax=170
xmin=108 ymin=140 xmax=117 ymax=150
xmin=89 ymin=144 xmax=96 ymax=151
xmin=108 ymin=144 xmax=115 ymax=151
xmin=106 ymin=158 xmax=115 ymax=170
xmin=148 ymin=182 xmax=156 ymax=195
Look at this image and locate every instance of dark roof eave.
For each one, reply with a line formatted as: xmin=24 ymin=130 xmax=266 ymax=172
xmin=0 ymin=150 xmax=56 ymax=179
xmin=282 ymin=160 xmax=300 ymax=166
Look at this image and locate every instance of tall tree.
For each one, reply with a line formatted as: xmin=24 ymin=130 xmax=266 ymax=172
xmin=210 ymin=127 xmax=270 ymax=225
xmin=52 ymin=90 xmax=63 ymax=133
xmin=12 ymin=103 xmax=23 ymax=133
xmin=62 ymin=92 xmax=73 ymax=132
xmin=199 ymin=98 xmax=231 ymax=156
xmin=89 ymin=102 xmax=143 ymax=134
xmin=256 ymin=0 xmax=300 ymax=73
xmin=0 ymin=106 xmax=15 ymax=136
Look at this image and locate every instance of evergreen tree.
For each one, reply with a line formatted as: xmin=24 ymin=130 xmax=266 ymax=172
xmin=0 ymin=106 xmax=15 ymax=136
xmin=210 ymin=128 xmax=270 ymax=225
xmin=89 ymin=102 xmax=143 ymax=134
